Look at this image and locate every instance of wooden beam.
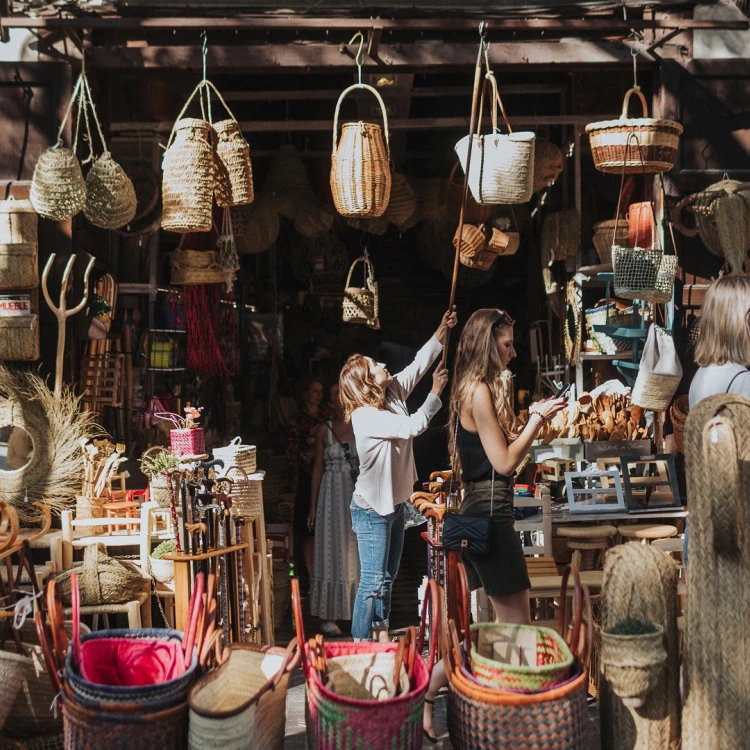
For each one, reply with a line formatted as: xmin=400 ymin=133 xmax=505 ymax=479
xmin=110 ymin=113 xmax=615 ymax=134
xmin=86 ymin=40 xmax=659 ymax=71
xmin=2 ymin=16 xmax=747 ymax=32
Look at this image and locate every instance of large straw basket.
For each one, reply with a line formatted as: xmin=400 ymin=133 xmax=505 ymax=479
xmin=541 ymin=209 xmax=580 ymax=262
xmin=0 ymin=243 xmax=38 ymax=289
xmin=213 ymin=119 xmax=255 ymax=208
xmin=632 ymin=371 xmax=682 ymax=413
xmin=213 ymin=438 xmax=257 ymax=474
xmin=330 ymin=84 xmax=391 ymax=218
xmin=30 ymin=145 xmax=86 ymax=221
xmin=592 ymin=219 xmax=629 ymax=265
xmin=342 ymin=255 xmax=378 ymax=326
xmin=612 ymin=247 xmax=677 ymax=303
xmin=0 ymin=198 xmax=37 ymax=244
xmin=170 ymin=250 xmax=232 ymax=286
xmin=455 ymin=73 xmax=535 ymax=205
xmin=533 ymin=138 xmax=565 ymax=193
xmin=188 ymin=642 xmax=299 ymax=750
xmin=382 ymin=172 xmax=416 ymax=229
xmin=84 ymin=153 xmax=137 ymax=230
xmin=0 ymin=315 xmax=39 ymax=361
xmin=585 ymin=88 xmax=683 ymax=174
xmin=0 ymin=649 xmax=28 ymax=730
xmin=453 ymin=224 xmax=486 ymax=258
xmin=222 ymin=466 xmax=264 ymax=517
xmin=161 ymin=118 xmax=216 ymax=233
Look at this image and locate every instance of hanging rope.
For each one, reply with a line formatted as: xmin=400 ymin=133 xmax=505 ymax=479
xmin=183 ymin=284 xmax=233 ymax=377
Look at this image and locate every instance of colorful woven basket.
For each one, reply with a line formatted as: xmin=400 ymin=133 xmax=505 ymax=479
xmin=469 ymin=624 xmax=574 ymax=692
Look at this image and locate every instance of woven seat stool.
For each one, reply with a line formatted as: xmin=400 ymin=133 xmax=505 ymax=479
xmin=617 ymin=524 xmax=678 ymax=543
xmin=557 ymin=524 xmax=617 ymax=570
xmin=63 ymin=589 xmax=150 ymax=630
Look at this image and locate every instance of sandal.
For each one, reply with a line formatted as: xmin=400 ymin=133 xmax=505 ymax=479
xmin=423 ymin=698 xmax=438 ymax=744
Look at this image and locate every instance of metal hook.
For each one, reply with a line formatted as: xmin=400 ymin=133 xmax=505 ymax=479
xmin=348 ymin=31 xmax=364 ymax=87
xmin=201 ymin=31 xmax=208 ymax=82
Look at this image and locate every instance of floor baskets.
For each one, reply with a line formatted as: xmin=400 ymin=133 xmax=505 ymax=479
xmin=293 ymin=578 xmax=438 ymax=750
xmin=585 ymin=87 xmax=682 ymax=174
xmin=187 ymin=641 xmax=299 ymax=750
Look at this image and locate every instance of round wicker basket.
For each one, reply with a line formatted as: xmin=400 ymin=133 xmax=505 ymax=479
xmin=453 ymin=223 xmax=486 ymax=258
xmin=533 ymin=138 xmax=565 ymax=193
xmin=161 ymin=118 xmax=216 ymax=233
xmin=593 ymin=219 xmax=629 ymax=265
xmin=30 ymin=146 xmax=86 ymax=221
xmin=585 ymin=88 xmax=683 ymax=174
xmin=84 ymin=152 xmax=138 ymax=230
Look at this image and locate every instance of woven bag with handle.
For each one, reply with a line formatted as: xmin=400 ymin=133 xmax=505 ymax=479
xmin=330 ymin=84 xmax=392 ymax=218
xmin=342 ymin=254 xmax=379 ymax=327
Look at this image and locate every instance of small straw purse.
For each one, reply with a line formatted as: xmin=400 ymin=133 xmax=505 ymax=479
xmin=342 ymin=253 xmax=379 ymax=328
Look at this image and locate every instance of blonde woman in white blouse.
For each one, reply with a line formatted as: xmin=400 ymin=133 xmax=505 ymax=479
xmin=338 ymin=308 xmax=456 ymax=641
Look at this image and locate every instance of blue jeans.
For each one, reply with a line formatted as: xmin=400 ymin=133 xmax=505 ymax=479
xmin=350 ymin=501 xmax=406 ymax=640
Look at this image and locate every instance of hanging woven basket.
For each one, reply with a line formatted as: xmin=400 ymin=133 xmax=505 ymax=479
xmin=612 ymin=247 xmax=677 ymax=303
xmin=30 ymin=145 xmax=86 ymax=221
xmin=486 ymin=227 xmax=520 ymax=256
xmin=585 ymin=87 xmax=682 ymax=174
xmin=460 ymin=248 xmax=500 ymax=272
xmin=541 ymin=209 xmax=580 ymax=262
xmin=533 ymin=138 xmax=565 ymax=193
xmin=213 ymin=118 xmax=255 ymax=208
xmin=330 ymin=84 xmax=392 ymax=219
xmin=445 ymin=162 xmax=494 ymax=224
xmin=592 ymin=219 xmax=629 ymax=265
xmin=342 ymin=255 xmax=378 ymax=326
xmin=170 ymin=249 xmax=233 ymax=286
xmin=162 ymin=118 xmax=216 ymax=233
xmin=232 ymin=200 xmax=280 ymax=254
xmin=84 ymin=152 xmax=138 ymax=230
xmin=0 ymin=198 xmax=37 ymax=245
xmin=453 ymin=223 xmax=486 ymax=258
xmin=382 ymin=172 xmax=416 ymax=229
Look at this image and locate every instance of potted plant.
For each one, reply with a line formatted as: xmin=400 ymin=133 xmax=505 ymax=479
xmin=149 ymin=539 xmax=176 ymax=583
xmin=140 ymin=447 xmax=181 ymax=507
xmin=601 ymin=617 xmax=667 ymax=708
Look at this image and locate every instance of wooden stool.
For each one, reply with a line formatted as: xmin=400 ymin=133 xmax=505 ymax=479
xmin=653 ymin=536 xmax=685 ymax=569
xmin=104 ymin=492 xmax=139 ymax=534
xmin=617 ymin=524 xmax=678 ymax=543
xmin=556 ymin=525 xmax=617 ymax=570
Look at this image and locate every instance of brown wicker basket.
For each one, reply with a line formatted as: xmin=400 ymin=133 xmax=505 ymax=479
xmin=0 ymin=243 xmax=38 ymax=289
xmin=161 ymin=118 xmax=216 ymax=233
xmin=592 ymin=219 xmax=629 ymax=265
xmin=30 ymin=146 xmax=86 ymax=221
xmin=330 ymin=84 xmax=391 ymax=219
xmin=0 ymin=315 xmax=39 ymax=361
xmin=445 ymin=163 xmax=494 ymax=225
xmin=0 ymin=198 xmax=37 ymax=245
xmin=170 ymin=249 xmax=232 ymax=286
xmin=541 ymin=209 xmax=580 ymax=262
xmin=533 ymin=138 xmax=565 ymax=193
xmin=453 ymin=223 xmax=486 ymax=258
xmin=213 ymin=118 xmax=255 ymax=208
xmin=670 ymin=394 xmax=689 ymax=453
xmin=585 ymin=88 xmax=683 ymax=174
xmin=382 ymin=172 xmax=416 ymax=229
xmin=84 ymin=153 xmax=137 ymax=230
xmin=232 ymin=201 xmax=280 ymax=255
xmin=460 ymin=248 xmax=499 ymax=271
xmin=486 ymin=228 xmax=520 ymax=256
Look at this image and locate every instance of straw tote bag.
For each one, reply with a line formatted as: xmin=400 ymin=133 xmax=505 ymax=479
xmin=454 ymin=72 xmax=535 ymax=205
xmin=631 ymin=325 xmax=682 ymax=411
xmin=330 ymin=84 xmax=392 ymax=219
xmin=342 ymin=254 xmax=379 ymax=328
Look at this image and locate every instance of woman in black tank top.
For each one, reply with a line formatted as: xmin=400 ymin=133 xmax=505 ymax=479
xmin=422 ymin=309 xmax=566 ymax=742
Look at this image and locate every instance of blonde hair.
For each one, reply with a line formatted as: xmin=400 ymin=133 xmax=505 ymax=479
xmin=448 ymin=309 xmax=519 ymax=476
xmin=338 ymin=354 xmax=387 ymax=422
xmin=694 ymin=275 xmax=750 ymax=367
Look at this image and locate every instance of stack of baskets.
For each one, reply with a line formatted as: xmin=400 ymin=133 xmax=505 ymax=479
xmin=0 ymin=197 xmax=40 ymax=361
xmin=453 ymin=223 xmax=519 ymax=271
xmin=162 ymin=80 xmax=254 ymax=233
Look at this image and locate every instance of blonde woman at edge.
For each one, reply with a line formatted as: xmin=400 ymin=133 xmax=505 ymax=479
xmin=422 ymin=308 xmax=566 ymax=743
xmin=339 ymin=308 xmax=457 ymax=645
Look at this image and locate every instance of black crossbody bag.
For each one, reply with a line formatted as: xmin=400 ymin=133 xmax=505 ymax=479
xmin=442 ymin=419 xmax=493 ymax=556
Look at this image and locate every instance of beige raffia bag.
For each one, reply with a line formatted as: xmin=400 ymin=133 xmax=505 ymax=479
xmin=454 ymin=72 xmax=535 ymax=205
xmin=342 ymin=254 xmax=379 ymax=328
xmin=213 ymin=117 xmax=254 ymax=208
xmin=330 ymin=84 xmax=392 ymax=218
xmin=631 ymin=325 xmax=682 ymax=411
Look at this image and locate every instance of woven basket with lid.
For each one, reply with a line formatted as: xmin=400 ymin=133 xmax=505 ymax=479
xmin=330 ymin=84 xmax=392 ymax=218
xmin=585 ymin=88 xmax=683 ymax=174
xmin=162 ymin=118 xmax=216 ymax=233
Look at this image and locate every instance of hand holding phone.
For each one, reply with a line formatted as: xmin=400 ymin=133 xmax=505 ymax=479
xmin=554 ymin=383 xmax=571 ymax=400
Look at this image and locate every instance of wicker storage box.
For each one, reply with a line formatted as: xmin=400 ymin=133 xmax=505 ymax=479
xmin=0 ymin=243 xmax=38 ymax=289
xmin=0 ymin=314 xmax=39 ymax=361
xmin=585 ymin=88 xmax=682 ymax=174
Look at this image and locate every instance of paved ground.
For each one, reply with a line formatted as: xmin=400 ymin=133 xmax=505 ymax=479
xmin=280 ymin=526 xmax=601 ymax=749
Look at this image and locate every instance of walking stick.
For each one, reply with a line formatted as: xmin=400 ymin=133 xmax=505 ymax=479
xmin=444 ymin=23 xmax=488 ymax=361
xmin=41 ymin=253 xmax=95 ymax=398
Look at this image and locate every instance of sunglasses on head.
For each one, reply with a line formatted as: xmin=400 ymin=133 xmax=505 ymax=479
xmin=492 ymin=311 xmax=515 ymax=330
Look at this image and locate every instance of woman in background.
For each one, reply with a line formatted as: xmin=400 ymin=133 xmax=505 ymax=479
xmin=287 ymin=374 xmax=332 ymax=585
xmin=307 ymin=383 xmax=360 ymax=635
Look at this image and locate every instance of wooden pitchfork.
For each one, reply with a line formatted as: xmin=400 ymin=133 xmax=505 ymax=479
xmin=41 ymin=253 xmax=95 ymax=397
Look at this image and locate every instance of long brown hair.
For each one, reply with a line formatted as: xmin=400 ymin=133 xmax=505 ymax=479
xmin=448 ymin=309 xmax=518 ymax=475
xmin=338 ymin=354 xmax=387 ymax=422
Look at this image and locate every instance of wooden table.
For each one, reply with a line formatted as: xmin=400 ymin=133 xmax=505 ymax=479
xmin=524 ymin=507 xmax=687 ymax=526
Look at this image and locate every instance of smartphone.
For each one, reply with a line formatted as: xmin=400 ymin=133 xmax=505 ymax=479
xmin=555 ymin=383 xmax=572 ymax=399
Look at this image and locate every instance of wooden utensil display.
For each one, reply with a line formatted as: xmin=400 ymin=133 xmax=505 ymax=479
xmin=41 ymin=253 xmax=95 ymax=397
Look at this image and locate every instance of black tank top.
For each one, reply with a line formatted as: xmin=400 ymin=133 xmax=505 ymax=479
xmin=457 ymin=422 xmax=494 ymax=483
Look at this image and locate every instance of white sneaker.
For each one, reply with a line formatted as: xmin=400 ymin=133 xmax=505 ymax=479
xmin=321 ymin=620 xmax=341 ymax=636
